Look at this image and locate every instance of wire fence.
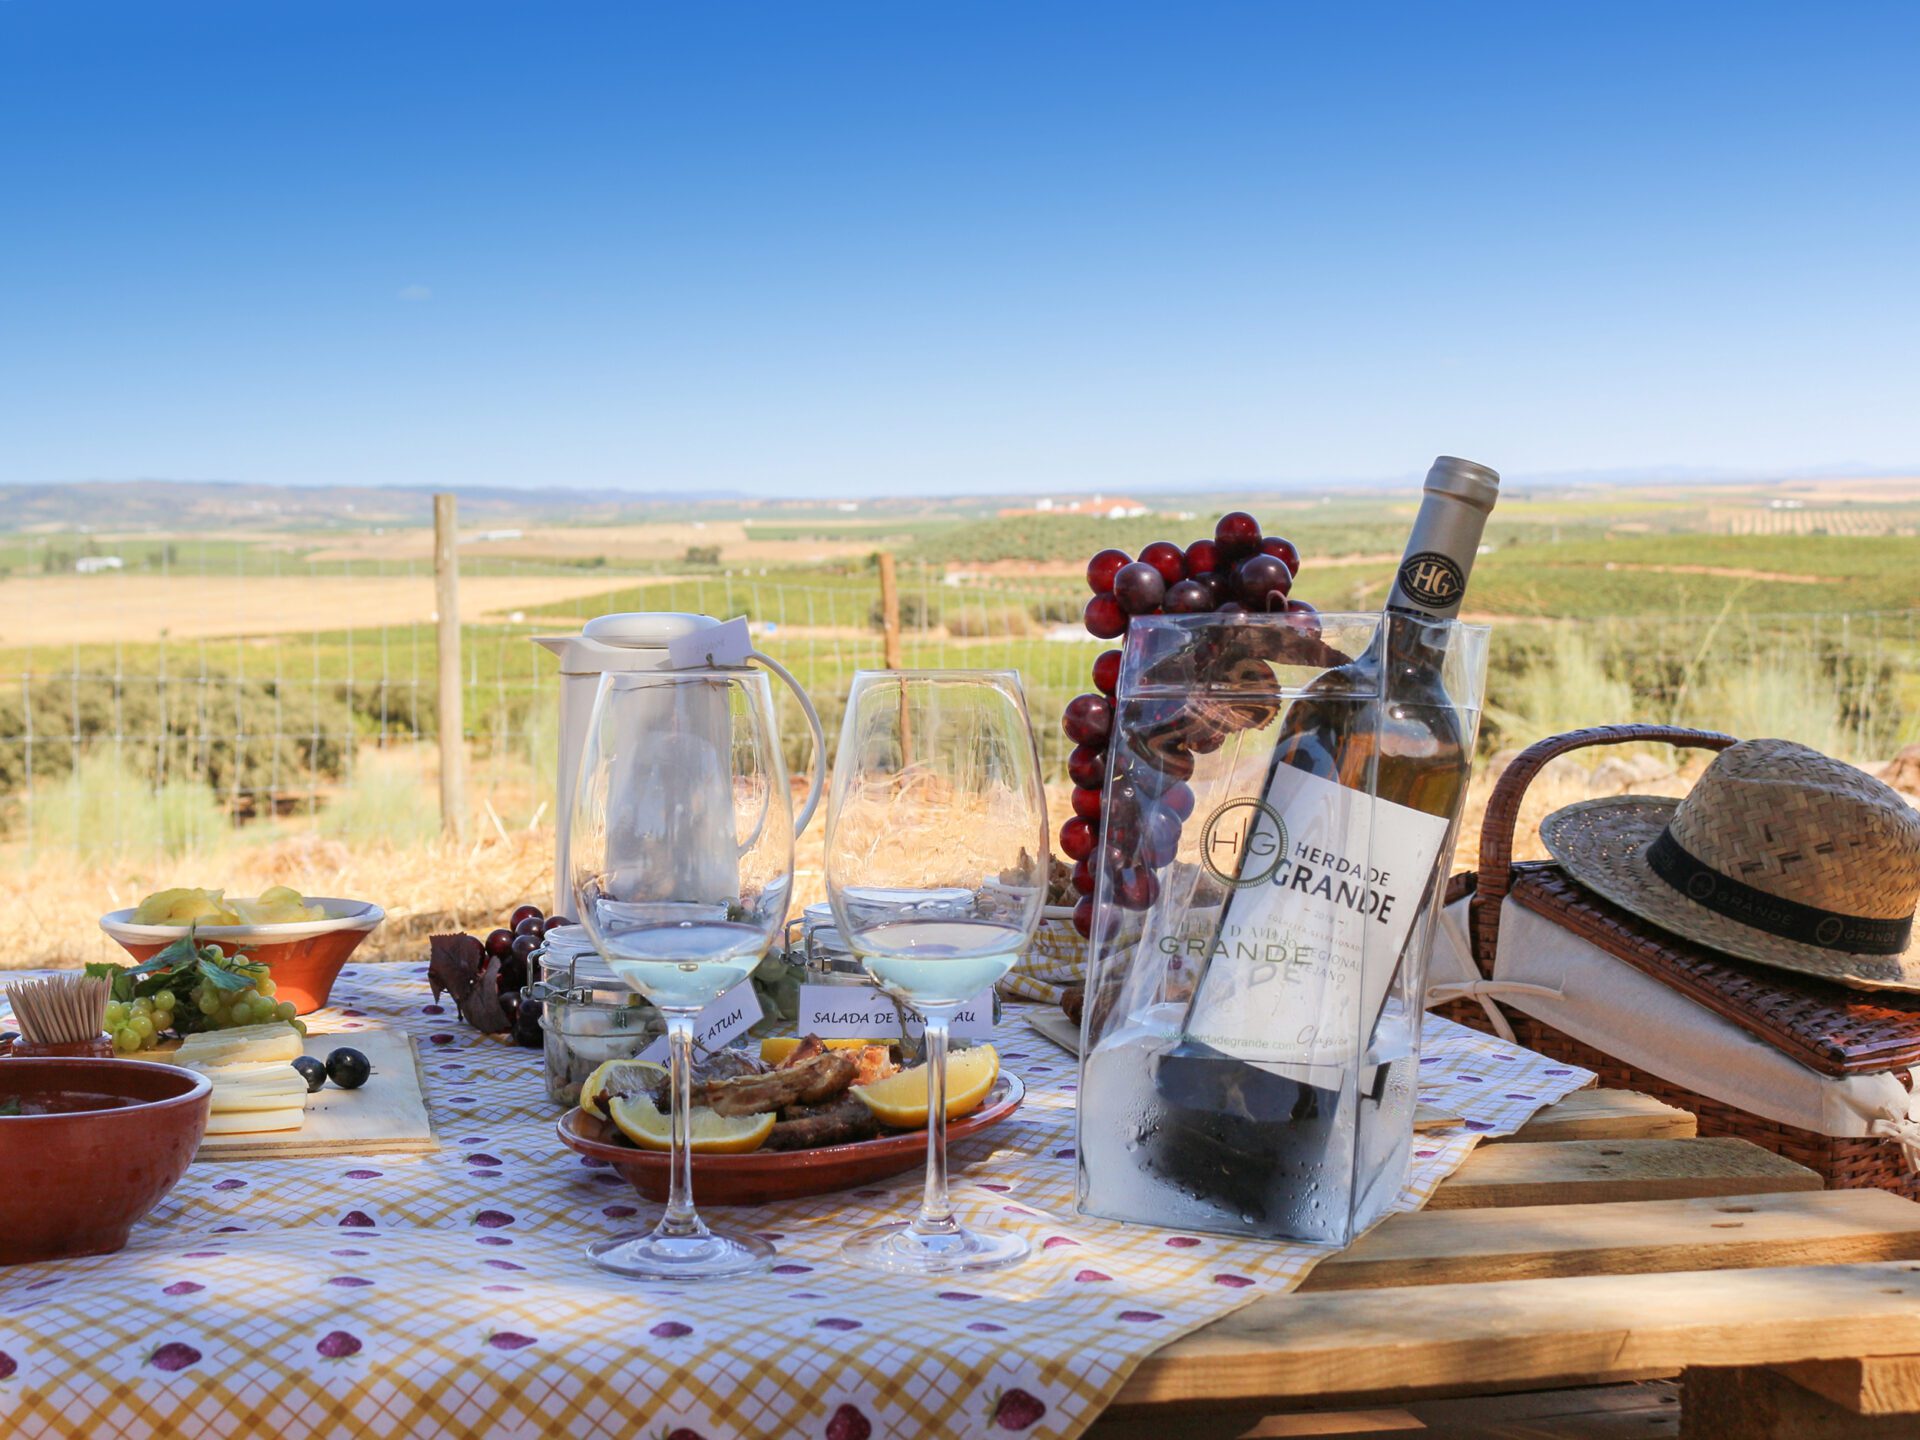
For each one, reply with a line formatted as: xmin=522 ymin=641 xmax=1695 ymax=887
xmin=1 ymin=545 xmax=1916 ymax=863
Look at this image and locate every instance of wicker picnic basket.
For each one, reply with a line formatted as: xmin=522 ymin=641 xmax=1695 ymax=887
xmin=1440 ymin=723 xmax=1920 ymax=1199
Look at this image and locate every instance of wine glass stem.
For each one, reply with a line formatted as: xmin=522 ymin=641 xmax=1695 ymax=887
xmin=658 ymin=1010 xmax=707 ymax=1241
xmin=911 ymin=1010 xmax=958 ymax=1239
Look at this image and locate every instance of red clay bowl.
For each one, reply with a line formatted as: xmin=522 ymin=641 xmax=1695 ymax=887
xmin=0 ymin=1058 xmax=212 ymax=1266
xmin=557 ymin=1072 xmax=1025 ymax=1206
xmin=99 ymin=898 xmax=385 ymax=1013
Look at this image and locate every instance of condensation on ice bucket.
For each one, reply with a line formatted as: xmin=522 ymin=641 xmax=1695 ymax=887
xmin=1074 ymin=611 xmax=1488 ymax=1247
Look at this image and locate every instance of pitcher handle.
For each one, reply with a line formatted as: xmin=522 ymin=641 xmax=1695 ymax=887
xmin=751 ymin=650 xmax=827 ymax=838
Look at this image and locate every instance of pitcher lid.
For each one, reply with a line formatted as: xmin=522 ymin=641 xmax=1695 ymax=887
xmin=580 ymin=613 xmax=720 ymax=648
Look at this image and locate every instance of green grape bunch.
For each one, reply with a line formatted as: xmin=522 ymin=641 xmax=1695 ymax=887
xmin=90 ymin=932 xmax=303 ymax=1053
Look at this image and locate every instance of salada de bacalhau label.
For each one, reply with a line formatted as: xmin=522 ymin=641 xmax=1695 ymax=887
xmin=1178 ymin=764 xmax=1448 ymax=1072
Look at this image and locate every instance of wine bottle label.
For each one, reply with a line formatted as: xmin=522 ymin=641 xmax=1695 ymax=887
xmin=1179 ymin=765 xmax=1450 ymax=1071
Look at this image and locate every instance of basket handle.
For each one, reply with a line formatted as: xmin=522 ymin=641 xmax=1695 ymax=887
xmin=1465 ymin=724 xmax=1737 ymax=976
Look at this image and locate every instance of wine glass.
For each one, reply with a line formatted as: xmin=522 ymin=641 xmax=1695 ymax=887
xmin=570 ymin=668 xmax=794 ymax=1281
xmin=824 ymin=669 xmax=1048 ymax=1274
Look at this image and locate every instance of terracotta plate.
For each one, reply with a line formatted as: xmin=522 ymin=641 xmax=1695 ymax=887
xmin=556 ymin=1072 xmax=1025 ymax=1206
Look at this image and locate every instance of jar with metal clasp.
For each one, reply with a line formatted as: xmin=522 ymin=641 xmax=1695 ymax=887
xmin=526 ymin=927 xmax=666 ymax=1108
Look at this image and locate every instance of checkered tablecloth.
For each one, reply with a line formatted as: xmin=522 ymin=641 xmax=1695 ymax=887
xmin=0 ymin=965 xmax=1592 ymax=1440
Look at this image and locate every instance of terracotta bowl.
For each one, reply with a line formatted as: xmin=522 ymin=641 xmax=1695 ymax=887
xmin=556 ymin=1072 xmax=1025 ymax=1206
xmin=99 ymin=898 xmax=385 ymax=1014
xmin=0 ymin=1058 xmax=212 ymax=1265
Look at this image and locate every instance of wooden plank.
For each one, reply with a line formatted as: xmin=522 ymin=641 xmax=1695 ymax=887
xmin=1499 ymin=1089 xmax=1697 ymax=1144
xmin=1086 ymin=1384 xmax=1682 ymax=1439
xmin=1682 ymin=1365 xmax=1918 ymax=1438
xmin=1112 ymin=1259 xmax=1920 ymax=1410
xmin=1774 ymin=1356 xmax=1920 ymax=1417
xmin=1306 ymin=1190 xmax=1920 ymax=1291
xmin=1392 ymin=1382 xmax=1679 ymax=1440
xmin=1429 ymin=1137 xmax=1821 ymax=1209
xmin=193 ymin=1028 xmax=437 ymax=1160
xmin=1026 ymin=1010 xmax=1079 ymax=1056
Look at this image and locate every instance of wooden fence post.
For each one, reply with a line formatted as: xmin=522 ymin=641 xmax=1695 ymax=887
xmin=877 ymin=552 xmax=904 ymax=670
xmin=434 ymin=494 xmax=467 ymax=839
xmin=876 ymin=552 xmax=912 ymax=763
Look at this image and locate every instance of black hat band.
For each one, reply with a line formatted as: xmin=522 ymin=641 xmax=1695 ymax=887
xmin=1646 ymin=827 xmax=1913 ymax=956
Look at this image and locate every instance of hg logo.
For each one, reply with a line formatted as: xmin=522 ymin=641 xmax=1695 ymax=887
xmin=1200 ymin=798 xmax=1289 ymax=887
xmin=1397 ymin=551 xmax=1465 ymax=609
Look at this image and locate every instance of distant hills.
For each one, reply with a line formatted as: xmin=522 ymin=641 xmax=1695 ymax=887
xmin=0 ymin=480 xmax=762 ymax=531
xmin=6 ymin=471 xmax=1918 ymax=534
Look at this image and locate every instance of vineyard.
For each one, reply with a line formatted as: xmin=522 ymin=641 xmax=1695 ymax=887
xmin=1 ymin=485 xmax=1917 ymax=969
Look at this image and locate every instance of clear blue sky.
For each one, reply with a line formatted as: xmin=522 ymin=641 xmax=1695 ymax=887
xmin=3 ymin=2 xmax=1916 ymax=497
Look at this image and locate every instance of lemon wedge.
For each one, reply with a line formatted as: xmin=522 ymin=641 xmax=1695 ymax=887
xmin=757 ymin=1036 xmax=882 ymax=1065
xmin=579 ymin=1059 xmax=668 ymax=1120
xmin=853 ymin=1045 xmax=999 ymax=1128
xmin=606 ymin=1094 xmax=776 ymax=1154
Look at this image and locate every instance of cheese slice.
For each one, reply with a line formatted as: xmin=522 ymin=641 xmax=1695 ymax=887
xmin=209 ymin=1088 xmax=311 ymax=1114
xmin=204 ymin=1105 xmax=307 ymax=1134
xmin=172 ymin=1023 xmax=304 ymax=1068
xmin=189 ymin=1061 xmax=309 ymax=1094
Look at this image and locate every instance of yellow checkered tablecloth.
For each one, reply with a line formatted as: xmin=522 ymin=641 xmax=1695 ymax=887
xmin=0 ymin=965 xmax=1592 ymax=1440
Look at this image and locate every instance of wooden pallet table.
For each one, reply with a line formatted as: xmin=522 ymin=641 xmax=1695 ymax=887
xmin=1090 ymin=1090 xmax=1920 ymax=1439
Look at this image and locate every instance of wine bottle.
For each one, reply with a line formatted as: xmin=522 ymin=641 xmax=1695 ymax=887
xmin=1142 ymin=458 xmax=1497 ymax=1226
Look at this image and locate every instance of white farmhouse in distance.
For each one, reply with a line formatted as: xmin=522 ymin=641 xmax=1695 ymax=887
xmin=75 ymin=556 xmax=125 ymax=574
xmin=999 ymin=494 xmax=1149 ymax=520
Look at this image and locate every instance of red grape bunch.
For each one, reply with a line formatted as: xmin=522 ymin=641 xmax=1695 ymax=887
xmin=1063 ymin=512 xmax=1318 ymax=937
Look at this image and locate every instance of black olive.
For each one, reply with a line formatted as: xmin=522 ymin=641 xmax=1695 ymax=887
xmin=325 ymin=1047 xmax=373 ymax=1089
xmin=291 ymin=1055 xmax=328 ymax=1093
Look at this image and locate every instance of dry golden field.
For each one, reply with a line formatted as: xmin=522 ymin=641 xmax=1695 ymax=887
xmin=0 ymin=572 xmax=671 ymax=648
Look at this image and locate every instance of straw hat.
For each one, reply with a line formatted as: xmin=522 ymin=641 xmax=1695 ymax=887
xmin=1540 ymin=738 xmax=1920 ymax=991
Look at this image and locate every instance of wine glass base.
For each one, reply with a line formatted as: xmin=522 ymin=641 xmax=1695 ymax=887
xmin=586 ymin=1228 xmax=774 ymax=1282
xmin=840 ymin=1220 xmax=1030 ymax=1276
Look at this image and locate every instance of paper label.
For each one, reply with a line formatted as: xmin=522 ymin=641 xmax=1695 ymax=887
xmin=799 ymin=982 xmax=996 ymax=1041
xmin=638 ymin=978 xmax=764 ymax=1062
xmin=666 ymin=615 xmax=753 ymax=670
xmin=1179 ymin=764 xmax=1449 ymax=1069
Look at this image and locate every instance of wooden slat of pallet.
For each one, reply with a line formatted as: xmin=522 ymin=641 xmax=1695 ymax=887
xmin=1112 ymin=1259 xmax=1920 ymax=1411
xmin=1304 ymin=1190 xmax=1920 ymax=1291
xmin=1498 ymin=1089 xmax=1697 ymax=1144
xmin=1773 ymin=1356 xmax=1920 ymax=1416
xmin=1681 ymin=1365 xmax=1919 ymax=1438
xmin=1085 ymin=1384 xmax=1681 ymax=1439
xmin=1429 ymin=1136 xmax=1820 ymax=1209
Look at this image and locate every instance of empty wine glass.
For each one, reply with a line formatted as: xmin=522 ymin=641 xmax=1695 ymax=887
xmin=571 ymin=668 xmax=793 ymax=1280
xmin=825 ymin=669 xmax=1047 ymax=1274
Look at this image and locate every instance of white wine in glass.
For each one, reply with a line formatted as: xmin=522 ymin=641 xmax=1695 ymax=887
xmin=825 ymin=669 xmax=1047 ymax=1275
xmin=571 ymin=668 xmax=794 ymax=1281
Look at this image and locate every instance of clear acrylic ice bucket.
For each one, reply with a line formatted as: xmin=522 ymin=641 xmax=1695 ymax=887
xmin=1074 ymin=611 xmax=1488 ymax=1247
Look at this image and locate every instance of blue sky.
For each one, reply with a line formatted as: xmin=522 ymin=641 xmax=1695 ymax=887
xmin=3 ymin=2 xmax=1916 ymax=497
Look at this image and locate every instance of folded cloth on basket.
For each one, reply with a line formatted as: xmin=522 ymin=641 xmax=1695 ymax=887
xmin=998 ymin=909 xmax=1085 ymax=1004
xmin=1425 ymin=893 xmax=1920 ymax=1168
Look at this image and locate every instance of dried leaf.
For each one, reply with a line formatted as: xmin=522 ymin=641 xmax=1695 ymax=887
xmin=428 ymin=932 xmax=485 ymax=1009
xmin=462 ymin=956 xmax=512 ymax=1034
